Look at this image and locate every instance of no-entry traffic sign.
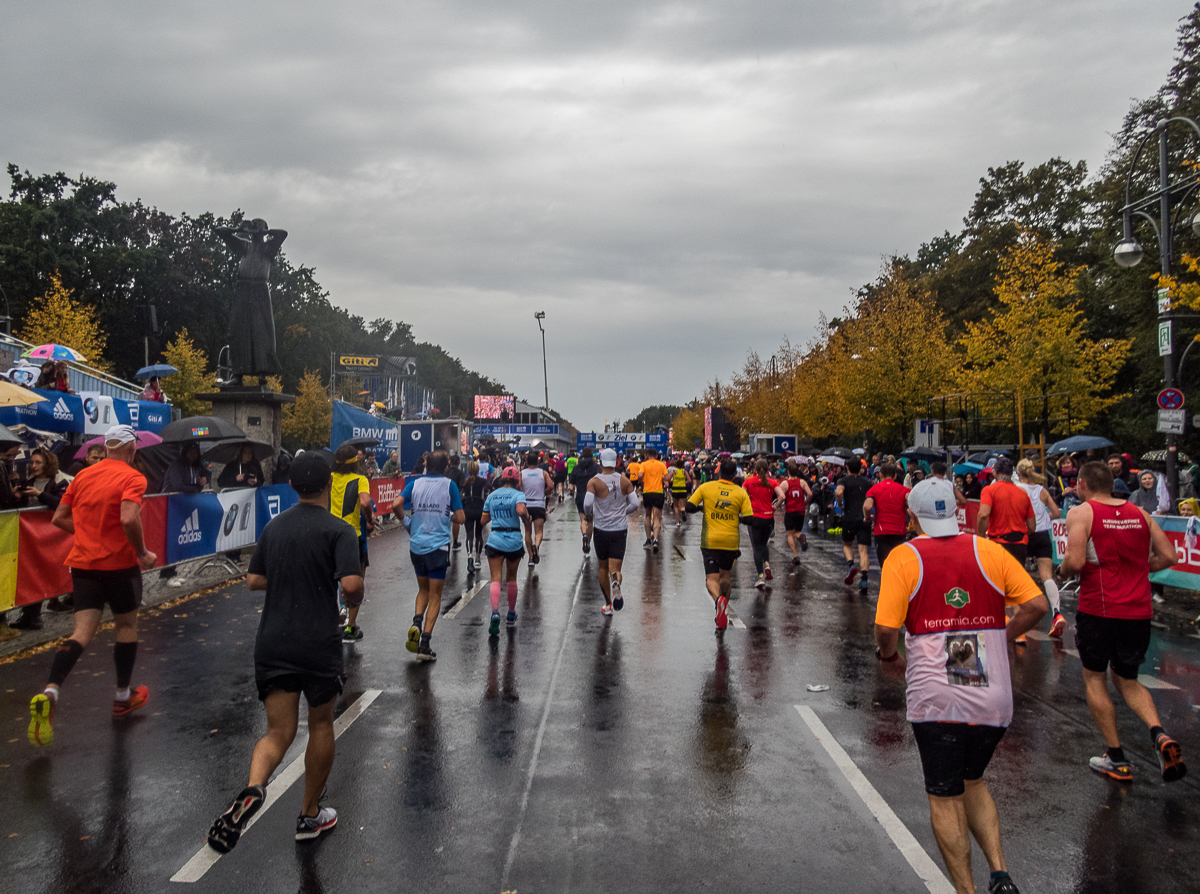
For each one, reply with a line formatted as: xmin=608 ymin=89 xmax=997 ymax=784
xmin=1158 ymin=388 xmax=1185 ymax=410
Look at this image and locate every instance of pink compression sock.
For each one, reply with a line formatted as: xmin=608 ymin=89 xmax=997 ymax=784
xmin=507 ymin=581 xmax=518 ymax=610
xmin=490 ymin=581 xmax=501 ymax=612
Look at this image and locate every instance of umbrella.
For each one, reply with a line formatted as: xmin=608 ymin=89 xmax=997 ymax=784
xmin=1048 ymin=435 xmax=1115 ymax=455
xmin=1141 ymin=449 xmax=1192 ymax=465
xmin=373 ymin=401 xmax=386 ymax=409
xmin=75 ymin=430 xmax=163 ymax=459
xmin=134 ymin=364 xmax=178 ymax=380
xmin=0 ymin=381 xmax=46 ymax=408
xmin=819 ymin=446 xmax=855 ymax=460
xmin=817 ymin=454 xmax=847 ymax=466
xmin=852 ymin=447 xmax=865 ymax=455
xmin=358 ymin=390 xmax=372 ymax=396
xmin=21 ymin=344 xmax=86 ymax=362
xmin=899 ymin=446 xmax=944 ymax=460
xmin=158 ymin=415 xmax=246 ymax=443
xmin=0 ymin=423 xmax=23 ymax=448
xmin=341 ymin=436 xmax=381 ymax=450
xmin=953 ymin=462 xmax=984 ymax=475
xmin=202 ymin=438 xmax=274 ymax=464
xmin=967 ymin=449 xmax=1011 ymax=464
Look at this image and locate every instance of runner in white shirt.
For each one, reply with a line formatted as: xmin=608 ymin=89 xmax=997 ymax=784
xmin=585 ymin=448 xmax=640 ymax=616
xmin=1015 ymin=458 xmax=1065 ymax=637
xmin=520 ymin=452 xmax=555 ymax=567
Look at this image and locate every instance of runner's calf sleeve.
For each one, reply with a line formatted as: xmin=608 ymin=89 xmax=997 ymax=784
xmin=48 ymin=639 xmax=85 ymax=687
xmin=507 ymin=581 xmax=518 ymax=610
xmin=113 ymin=641 xmax=138 ymax=689
xmin=490 ymin=581 xmax=502 ymax=612
xmin=1044 ymin=578 xmax=1061 ymax=613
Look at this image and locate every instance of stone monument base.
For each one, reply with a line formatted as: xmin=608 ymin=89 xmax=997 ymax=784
xmin=197 ymin=387 xmax=295 ymax=482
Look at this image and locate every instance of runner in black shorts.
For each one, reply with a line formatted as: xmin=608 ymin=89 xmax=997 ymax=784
xmin=835 ymin=459 xmax=872 ymax=590
xmin=700 ymin=548 xmax=740 ymax=575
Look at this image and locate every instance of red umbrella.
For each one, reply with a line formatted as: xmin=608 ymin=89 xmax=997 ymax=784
xmin=75 ymin=430 xmax=163 ymax=459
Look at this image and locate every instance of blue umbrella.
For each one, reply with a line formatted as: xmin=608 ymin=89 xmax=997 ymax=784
xmin=135 ymin=364 xmax=179 ymax=380
xmin=953 ymin=462 xmax=984 ymax=475
xmin=1047 ymin=435 xmax=1114 ymax=455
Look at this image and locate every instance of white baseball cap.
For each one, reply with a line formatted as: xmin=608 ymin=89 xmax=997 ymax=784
xmin=599 ymin=448 xmax=618 ymax=467
xmin=907 ymin=477 xmax=960 ymax=537
xmin=104 ymin=424 xmax=137 ymax=446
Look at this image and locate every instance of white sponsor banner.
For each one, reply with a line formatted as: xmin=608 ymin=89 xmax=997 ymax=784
xmin=79 ymin=392 xmax=118 ymax=436
xmin=216 ymin=488 xmax=257 ymax=551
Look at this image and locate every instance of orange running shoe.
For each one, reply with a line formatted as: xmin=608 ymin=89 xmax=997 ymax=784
xmin=1156 ymin=733 xmax=1187 ymax=782
xmin=715 ymin=596 xmax=728 ymax=630
xmin=1089 ymin=754 xmax=1133 ymax=782
xmin=1049 ymin=613 xmax=1067 ymax=638
xmin=113 ymin=685 xmax=150 ymax=717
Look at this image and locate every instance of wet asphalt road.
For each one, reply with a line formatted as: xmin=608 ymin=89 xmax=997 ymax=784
xmin=2 ymin=501 xmax=1199 ymax=893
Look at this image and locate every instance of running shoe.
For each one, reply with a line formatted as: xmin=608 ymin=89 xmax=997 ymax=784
xmin=506 ymin=610 xmax=517 ymax=628
xmin=467 ymin=555 xmax=475 ymax=574
xmin=489 ymin=612 xmax=500 ymax=637
xmin=28 ymin=692 xmax=55 ymax=747
xmin=800 ymin=534 xmax=809 ymax=552
xmin=582 ymin=535 xmax=591 ymax=555
xmin=601 ymin=603 xmax=614 ymax=617
xmin=1089 ymin=754 xmax=1133 ymax=782
xmin=652 ymin=538 xmax=659 ymax=554
xmin=207 ymin=784 xmax=266 ymax=853
xmin=611 ymin=575 xmax=623 ymax=611
xmin=859 ymin=576 xmax=868 ymax=592
xmin=643 ymin=537 xmax=653 ymax=550
xmin=987 ymin=875 xmax=1020 ymax=894
xmin=755 ymin=574 xmax=766 ymax=590
xmin=416 ymin=642 xmax=437 ymax=662
xmin=342 ymin=625 xmax=363 ymax=643
xmin=406 ymin=623 xmax=421 ymax=653
xmin=295 ymin=806 xmax=338 ymax=842
xmin=844 ymin=566 xmax=859 ymax=585
xmin=1015 ymin=634 xmax=1027 ymax=645
xmin=452 ymin=540 xmax=461 ymax=551
xmin=112 ymin=685 xmax=150 ymax=717
xmin=791 ymin=556 xmax=800 ymax=566
xmin=1155 ymin=732 xmax=1187 ymax=782
xmin=764 ymin=563 xmax=772 ymax=582
xmin=1049 ymin=613 xmax=1067 ymax=638
xmin=532 ymin=544 xmax=540 ymax=564
xmin=715 ymin=596 xmax=728 ymax=630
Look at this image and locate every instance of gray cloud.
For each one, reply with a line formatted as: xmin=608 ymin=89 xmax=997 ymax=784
xmin=0 ymin=1 xmax=1187 ymax=429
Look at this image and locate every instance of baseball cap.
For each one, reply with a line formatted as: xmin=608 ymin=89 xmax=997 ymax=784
xmin=992 ymin=456 xmax=1014 ymax=476
xmin=289 ymin=451 xmax=332 ymax=496
xmin=104 ymin=424 xmax=137 ymax=446
xmin=499 ymin=465 xmax=521 ymax=482
xmin=907 ymin=478 xmax=960 ymax=537
xmin=599 ymin=448 xmax=617 ymax=467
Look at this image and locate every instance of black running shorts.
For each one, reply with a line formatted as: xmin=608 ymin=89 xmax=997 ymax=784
xmin=257 ymin=672 xmax=344 ymax=708
xmin=700 ymin=548 xmax=740 ymax=574
xmin=1027 ymin=530 xmax=1053 ymax=560
xmin=784 ymin=511 xmax=806 ymax=532
xmin=991 ymin=536 xmax=1027 ymax=566
xmin=70 ymin=566 xmax=143 ymax=615
xmin=875 ymin=534 xmax=907 ymax=567
xmin=911 ymin=721 xmax=1006 ymax=798
xmin=485 ymin=545 xmax=525 ymax=563
xmin=642 ymin=492 xmax=665 ymax=510
xmin=526 ymin=507 xmax=547 ymax=522
xmin=841 ymin=519 xmax=872 ymax=547
xmin=593 ymin=528 xmax=628 ymax=561
xmin=1074 ymin=612 xmax=1152 ymax=680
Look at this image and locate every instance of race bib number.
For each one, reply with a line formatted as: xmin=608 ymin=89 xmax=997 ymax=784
xmin=944 ymin=632 xmax=988 ymax=687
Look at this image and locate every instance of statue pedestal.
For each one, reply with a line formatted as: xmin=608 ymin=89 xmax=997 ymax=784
xmin=197 ymin=388 xmax=295 ymax=482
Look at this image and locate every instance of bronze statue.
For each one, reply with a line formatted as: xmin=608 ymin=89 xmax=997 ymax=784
xmin=215 ymin=218 xmax=286 ymax=383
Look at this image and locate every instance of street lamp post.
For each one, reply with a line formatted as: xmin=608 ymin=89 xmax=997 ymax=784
xmin=1113 ymin=116 xmax=1200 ymax=503
xmin=534 ymin=311 xmax=549 ymax=410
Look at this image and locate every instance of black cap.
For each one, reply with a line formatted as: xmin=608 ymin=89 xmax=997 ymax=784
xmin=290 ymin=451 xmax=332 ymax=496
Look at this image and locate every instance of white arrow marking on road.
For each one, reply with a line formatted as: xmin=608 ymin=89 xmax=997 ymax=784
xmin=170 ymin=689 xmax=383 ymax=883
xmin=446 ymin=579 xmax=488 ymax=619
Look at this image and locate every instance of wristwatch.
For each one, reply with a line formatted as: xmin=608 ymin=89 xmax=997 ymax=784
xmin=876 ymin=648 xmax=900 ymax=663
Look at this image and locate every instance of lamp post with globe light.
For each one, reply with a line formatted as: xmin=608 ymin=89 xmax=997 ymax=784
xmin=1113 ymin=116 xmax=1200 ymax=502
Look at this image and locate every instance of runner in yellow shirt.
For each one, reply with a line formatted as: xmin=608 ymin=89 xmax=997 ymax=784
xmin=686 ymin=459 xmax=753 ymax=631
xmin=639 ymin=448 xmax=668 ymax=553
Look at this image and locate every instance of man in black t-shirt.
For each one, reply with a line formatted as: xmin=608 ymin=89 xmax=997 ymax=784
xmin=207 ymin=452 xmax=363 ymax=854
xmin=835 ymin=458 xmax=873 ymax=592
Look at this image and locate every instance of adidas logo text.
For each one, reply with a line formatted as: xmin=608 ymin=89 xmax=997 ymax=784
xmin=53 ymin=398 xmax=72 ymax=421
xmin=177 ymin=508 xmax=203 ymax=545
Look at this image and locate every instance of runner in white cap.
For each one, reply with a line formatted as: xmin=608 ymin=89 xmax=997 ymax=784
xmin=585 ymin=448 xmax=639 ymax=615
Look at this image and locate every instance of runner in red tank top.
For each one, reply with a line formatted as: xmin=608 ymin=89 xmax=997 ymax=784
xmin=775 ymin=460 xmax=811 ymax=565
xmin=1057 ymin=461 xmax=1185 ymax=784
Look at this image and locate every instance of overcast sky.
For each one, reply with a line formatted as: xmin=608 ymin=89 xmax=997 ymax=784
xmin=0 ymin=1 xmax=1189 ymax=430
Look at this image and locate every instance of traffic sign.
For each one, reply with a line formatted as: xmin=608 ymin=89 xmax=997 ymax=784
xmin=1158 ymin=409 xmax=1186 ymax=434
xmin=1159 ymin=320 xmax=1173 ymax=356
xmin=1158 ymin=387 xmax=1185 ymax=410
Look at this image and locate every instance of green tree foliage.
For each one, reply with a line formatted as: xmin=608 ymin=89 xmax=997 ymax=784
xmin=623 ymin=405 xmax=682 ymax=432
xmin=161 ymin=328 xmax=216 ymax=418
xmin=282 ymin=370 xmax=332 ymax=450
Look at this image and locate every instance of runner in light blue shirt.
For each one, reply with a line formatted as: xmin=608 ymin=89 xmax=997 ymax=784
xmin=481 ymin=466 xmax=528 ymax=636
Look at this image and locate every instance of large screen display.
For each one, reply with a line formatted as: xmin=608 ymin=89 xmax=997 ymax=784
xmin=474 ymin=395 xmax=514 ymax=419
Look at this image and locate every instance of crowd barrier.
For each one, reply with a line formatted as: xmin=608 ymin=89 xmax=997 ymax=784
xmin=956 ymin=499 xmax=1200 ymax=591
xmin=0 ymin=477 xmax=406 ymax=611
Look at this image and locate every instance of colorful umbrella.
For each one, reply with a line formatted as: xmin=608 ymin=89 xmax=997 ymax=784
xmin=20 ymin=344 xmax=86 ymax=362
xmin=75 ymin=430 xmax=163 ymax=458
xmin=0 ymin=381 xmax=46 ymax=408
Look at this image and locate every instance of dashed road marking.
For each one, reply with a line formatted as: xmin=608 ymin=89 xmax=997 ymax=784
xmin=446 ymin=580 xmax=488 ymax=619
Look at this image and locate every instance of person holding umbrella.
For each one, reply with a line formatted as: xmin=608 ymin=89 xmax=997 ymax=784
xmin=141 ymin=376 xmax=167 ymax=403
xmin=162 ymin=441 xmax=210 ymax=494
xmin=217 ymin=443 xmax=265 ymax=490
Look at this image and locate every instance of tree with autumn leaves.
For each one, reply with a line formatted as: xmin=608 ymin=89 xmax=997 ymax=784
xmin=705 ymin=233 xmax=1129 ymax=449
xmin=18 ymin=273 xmax=110 ymax=370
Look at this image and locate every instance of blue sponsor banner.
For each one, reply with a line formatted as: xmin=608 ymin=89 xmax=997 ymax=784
xmin=330 ymin=402 xmax=397 ymax=466
xmin=399 ymin=422 xmax=432 ymax=472
xmin=112 ymin=400 xmax=133 ymax=426
xmin=135 ymin=401 xmax=171 ymax=433
xmin=0 ymin=388 xmax=85 ymax=433
xmin=255 ymin=484 xmax=299 ymax=539
xmin=165 ymin=493 xmax=223 ymax=563
xmin=478 ymin=423 xmax=560 ymax=437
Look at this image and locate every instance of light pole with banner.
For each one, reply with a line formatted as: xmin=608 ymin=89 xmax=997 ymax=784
xmin=1113 ymin=115 xmax=1200 ymax=503
xmin=534 ymin=311 xmax=549 ymax=409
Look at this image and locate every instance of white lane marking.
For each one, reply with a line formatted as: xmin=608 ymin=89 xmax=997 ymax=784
xmin=500 ymin=561 xmax=585 ymax=890
xmin=1024 ymin=630 xmax=1050 ymax=641
xmin=674 ymin=544 xmax=689 ymax=560
xmin=1139 ymin=674 xmax=1180 ymax=690
xmin=445 ymin=579 xmax=488 ymax=619
xmin=794 ymin=706 xmax=954 ymax=894
xmin=171 ymin=689 xmax=383 ymax=884
xmin=725 ymin=604 xmax=747 ymax=630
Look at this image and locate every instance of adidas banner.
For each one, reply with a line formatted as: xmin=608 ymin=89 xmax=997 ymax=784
xmin=255 ymin=484 xmax=299 ymax=539
xmin=0 ymin=388 xmax=85 ymax=433
xmin=166 ymin=494 xmax=223 ymax=563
